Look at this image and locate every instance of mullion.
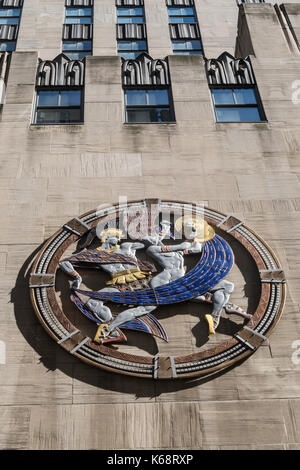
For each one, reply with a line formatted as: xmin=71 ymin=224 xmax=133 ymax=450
xmin=215 ymin=104 xmax=258 ymax=109
xmin=127 ymin=105 xmax=170 ymax=109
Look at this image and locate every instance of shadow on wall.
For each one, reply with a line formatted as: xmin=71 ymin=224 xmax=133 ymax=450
xmin=10 ymin=241 xmax=253 ymax=399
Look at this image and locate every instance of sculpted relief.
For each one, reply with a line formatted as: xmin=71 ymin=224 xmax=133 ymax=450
xmin=29 ymin=200 xmax=285 ymax=379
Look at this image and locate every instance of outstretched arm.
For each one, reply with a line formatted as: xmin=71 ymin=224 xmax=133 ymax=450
xmin=120 ymin=242 xmax=145 ymax=251
xmin=59 ymin=261 xmax=82 ymax=289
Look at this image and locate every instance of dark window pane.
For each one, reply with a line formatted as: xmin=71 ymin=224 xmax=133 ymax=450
xmin=181 ymin=8 xmax=194 ymax=15
xmin=127 ymin=109 xmax=152 ymax=123
xmin=0 ymin=8 xmax=21 ymax=17
xmin=118 ymin=40 xmax=147 ymax=51
xmin=173 ymin=40 xmax=201 ymax=50
xmin=66 ymin=8 xmax=92 ymax=17
xmin=65 ymin=17 xmax=92 ymax=24
xmin=216 ymin=107 xmax=261 ymax=122
xmin=36 ymin=109 xmax=60 ymax=124
xmin=169 ymin=17 xmax=196 ymax=24
xmin=182 ymin=16 xmax=196 ymax=23
xmin=38 ymin=91 xmax=59 ymax=107
xmin=212 ymin=89 xmax=234 ymax=105
xmin=127 ymin=107 xmax=172 ymax=123
xmin=63 ymin=41 xmax=92 ymax=51
xmin=168 ymin=8 xmax=181 ymax=16
xmin=172 ymin=40 xmax=186 ymax=50
xmin=234 ymin=88 xmax=257 ymax=105
xmin=117 ymin=41 xmax=131 ymax=51
xmin=126 ymin=90 xmax=147 ymax=105
xmin=63 ymin=41 xmax=77 ymax=50
xmin=187 ymin=40 xmax=202 ymax=50
xmin=60 ymin=90 xmax=81 ymax=107
xmin=119 ymin=51 xmax=145 ymax=59
xmin=173 ymin=50 xmax=202 ymax=55
xmin=117 ymin=16 xmax=144 ymax=24
xmin=168 ymin=8 xmax=195 ymax=16
xmin=64 ymin=51 xmax=91 ymax=60
xmin=148 ymin=90 xmax=169 ymax=106
xmin=0 ymin=41 xmax=16 ymax=51
xmin=57 ymin=108 xmax=81 ymax=123
xmin=236 ymin=107 xmax=261 ymax=122
xmin=118 ymin=8 xmax=144 ymax=16
xmin=148 ymin=108 xmax=172 ymax=122
xmin=36 ymin=108 xmax=81 ymax=124
xmin=0 ymin=18 xmax=19 ymax=24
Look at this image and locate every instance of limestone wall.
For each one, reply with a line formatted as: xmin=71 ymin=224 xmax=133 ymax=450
xmin=0 ymin=0 xmax=300 ymax=450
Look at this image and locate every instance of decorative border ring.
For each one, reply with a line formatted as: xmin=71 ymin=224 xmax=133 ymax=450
xmin=29 ymin=200 xmax=286 ymax=380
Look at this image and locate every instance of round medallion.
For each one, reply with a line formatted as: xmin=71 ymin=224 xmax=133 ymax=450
xmin=29 ymin=200 xmax=286 ymax=380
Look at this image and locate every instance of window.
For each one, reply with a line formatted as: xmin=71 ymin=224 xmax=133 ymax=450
xmin=124 ymin=89 xmax=174 ymax=123
xmin=63 ymin=7 xmax=93 ymax=59
xmin=118 ymin=40 xmax=147 ymax=60
xmin=0 ymin=41 xmax=16 ymax=52
xmin=62 ymin=40 xmax=92 ymax=60
xmin=168 ymin=7 xmax=196 ymax=24
xmin=34 ymin=90 xmax=83 ymax=124
xmin=211 ymin=87 xmax=264 ymax=122
xmin=117 ymin=5 xmax=148 ymax=59
xmin=65 ymin=7 xmax=92 ymax=24
xmin=0 ymin=6 xmax=22 ymax=52
xmin=167 ymin=5 xmax=202 ymax=55
xmin=0 ymin=8 xmax=21 ymax=25
xmin=117 ymin=7 xmax=145 ymax=24
xmin=172 ymin=39 xmax=202 ymax=55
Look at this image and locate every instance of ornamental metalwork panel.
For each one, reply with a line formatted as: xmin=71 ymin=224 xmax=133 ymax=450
xmin=166 ymin=0 xmax=194 ymax=6
xmin=122 ymin=53 xmax=170 ymax=86
xmin=36 ymin=53 xmax=85 ymax=87
xmin=206 ymin=52 xmax=256 ymax=86
xmin=0 ymin=24 xmax=18 ymax=41
xmin=65 ymin=0 xmax=93 ymax=6
xmin=116 ymin=0 xmax=144 ymax=6
xmin=169 ymin=23 xmax=201 ymax=40
xmin=0 ymin=0 xmax=23 ymax=6
xmin=63 ymin=24 xmax=93 ymax=41
xmin=117 ymin=23 xmax=147 ymax=40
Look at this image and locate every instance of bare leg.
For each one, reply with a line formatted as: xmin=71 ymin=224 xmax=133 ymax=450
xmin=108 ymin=305 xmax=157 ymax=331
xmin=193 ymin=280 xmax=234 ymax=335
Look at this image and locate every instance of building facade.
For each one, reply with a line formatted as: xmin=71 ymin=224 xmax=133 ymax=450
xmin=1 ymin=0 xmax=300 ymax=450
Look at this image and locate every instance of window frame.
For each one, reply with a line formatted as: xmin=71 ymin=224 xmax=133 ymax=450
xmin=0 ymin=6 xmax=23 ymax=52
xmin=33 ymin=87 xmax=84 ymax=125
xmin=62 ymin=6 xmax=93 ymax=60
xmin=167 ymin=5 xmax=203 ymax=55
xmin=123 ymin=87 xmax=176 ymax=124
xmin=0 ymin=7 xmax=21 ymax=24
xmin=210 ymin=85 xmax=266 ymax=123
